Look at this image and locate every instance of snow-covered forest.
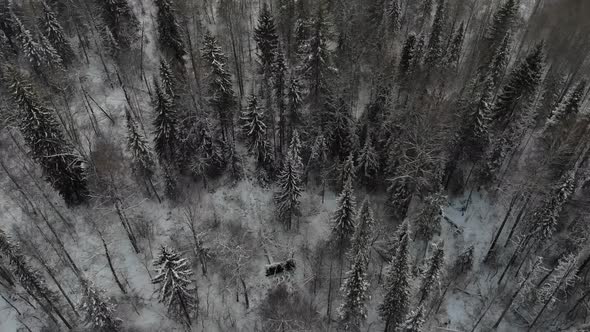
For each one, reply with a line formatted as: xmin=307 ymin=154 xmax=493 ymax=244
xmin=1 ymin=0 xmax=590 ymax=331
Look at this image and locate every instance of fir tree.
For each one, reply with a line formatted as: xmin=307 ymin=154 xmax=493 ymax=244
xmin=485 ymin=0 xmax=519 ymax=53
xmin=152 ymin=79 xmax=179 ymax=164
xmin=152 ymin=246 xmax=197 ymax=325
xmin=492 ymin=43 xmax=544 ymax=127
xmin=98 ymin=0 xmax=139 ymax=49
xmin=387 ymin=178 xmax=412 ymax=219
xmin=444 ymin=22 xmax=464 ymax=69
xmin=38 ymin=33 xmax=63 ymax=69
xmin=126 ymin=111 xmax=155 ymax=180
xmin=339 ymin=153 xmax=356 ymax=190
xmin=275 ymin=149 xmax=303 ymax=230
xmin=356 ymin=134 xmax=379 ymax=186
xmin=398 ymin=305 xmax=426 ymax=332
xmin=379 ymin=223 xmax=410 ymax=331
xmin=160 ymin=58 xmax=177 ymax=100
xmin=241 ymin=96 xmax=268 ymax=164
xmin=39 ymin=1 xmax=75 ymax=66
xmin=202 ymin=31 xmax=236 ymax=141
xmin=79 ymin=278 xmax=122 ymax=331
xmin=349 ymin=199 xmax=376 ymax=265
xmin=417 ymin=243 xmax=444 ymax=305
xmin=4 ymin=66 xmax=87 ymax=204
xmin=412 ymin=35 xmax=426 ymax=72
xmin=338 ymin=251 xmax=369 ymax=331
xmin=332 ymin=177 xmax=357 ymax=245
xmin=155 ymin=0 xmax=186 ymax=64
xmin=424 ymin=0 xmax=446 ymax=68
xmin=330 ymin=98 xmax=358 ymax=160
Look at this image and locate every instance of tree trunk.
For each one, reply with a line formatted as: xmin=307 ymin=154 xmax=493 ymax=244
xmin=485 ymin=193 xmax=520 ymax=262
xmin=100 ymin=234 xmax=127 ymax=294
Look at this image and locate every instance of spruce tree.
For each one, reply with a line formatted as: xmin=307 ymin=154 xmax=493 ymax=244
xmin=545 ymin=80 xmax=586 ymax=132
xmin=424 ymin=0 xmax=446 ymax=68
xmin=4 ymin=66 xmax=87 ymax=204
xmin=202 ymin=31 xmax=236 ymax=141
xmin=160 ymin=58 xmax=177 ymax=100
xmin=241 ymin=96 xmax=268 ymax=164
xmin=13 ymin=14 xmax=45 ymax=68
xmin=275 ymin=149 xmax=303 ymax=230
xmin=38 ymin=33 xmax=63 ymax=69
xmin=379 ymin=223 xmax=411 ymax=331
xmin=79 ymin=278 xmax=122 ymax=331
xmin=444 ymin=22 xmax=464 ymax=69
xmin=303 ymin=7 xmax=331 ymax=101
xmin=98 ymin=0 xmax=139 ymax=49
xmin=287 ymin=76 xmax=303 ymax=134
xmin=152 ymin=246 xmax=197 ymax=325
xmin=338 ymin=251 xmax=369 ymax=331
xmin=330 ymin=98 xmax=357 ymax=160
xmin=349 ymin=199 xmax=376 ymax=265
xmin=492 ymin=43 xmax=544 ymax=127
xmin=462 ymin=77 xmax=493 ymax=161
xmin=152 ymin=79 xmax=179 ymax=164
xmin=530 ymin=171 xmax=575 ymax=240
xmin=356 ymin=134 xmax=379 ymax=186
xmin=254 ymin=3 xmax=279 ymax=72
xmin=485 ymin=0 xmax=518 ymax=53
xmin=126 ymin=111 xmax=155 ymax=181
xmin=332 ymin=177 xmax=357 ymax=245
xmin=398 ymin=305 xmax=426 ymax=332
xmin=486 ymin=32 xmax=511 ymax=87
xmin=39 ymin=1 xmax=75 ymax=66
xmin=417 ymin=244 xmax=444 ymax=305
xmin=386 ymin=0 xmax=401 ymax=33
xmin=155 ymin=0 xmax=186 ymax=64
xmin=414 ymin=193 xmax=444 ymax=242
xmin=399 ymin=34 xmax=417 ymax=86
xmin=274 ymin=49 xmax=288 ymax=152
xmin=387 ymin=178 xmax=412 ymax=219
xmin=339 ymin=153 xmax=356 ymax=190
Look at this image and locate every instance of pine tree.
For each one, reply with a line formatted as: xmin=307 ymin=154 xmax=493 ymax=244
xmin=349 ymin=199 xmax=376 ymax=265
xmin=417 ymin=243 xmax=444 ymax=305
xmin=379 ymin=223 xmax=411 ymax=331
xmin=424 ymin=0 xmax=446 ymax=68
xmin=79 ymin=278 xmax=122 ymax=331
xmin=414 ymin=193 xmax=444 ymax=242
xmin=338 ymin=251 xmax=369 ymax=331
xmin=160 ymin=58 xmax=177 ymax=100
xmin=530 ymin=171 xmax=575 ymax=240
xmin=202 ymin=31 xmax=236 ymax=141
xmin=332 ymin=177 xmax=357 ymax=245
xmin=356 ymin=134 xmax=379 ymax=186
xmin=126 ymin=111 xmax=155 ymax=180
xmin=38 ymin=33 xmax=63 ymax=69
xmin=241 ymin=96 xmax=268 ymax=164
xmin=339 ymin=153 xmax=356 ymax=190
xmin=98 ymin=0 xmax=139 ymax=49
xmin=330 ymin=98 xmax=358 ymax=160
xmin=492 ymin=43 xmax=544 ymax=127
xmin=155 ymin=0 xmax=186 ymax=64
xmin=39 ymin=1 xmax=75 ymax=66
xmin=387 ymin=178 xmax=412 ymax=219
xmin=4 ymin=66 xmax=87 ymax=204
xmin=485 ymin=0 xmax=519 ymax=53
xmin=152 ymin=246 xmax=197 ymax=325
xmin=152 ymin=79 xmax=179 ymax=164
xmin=398 ymin=305 xmax=426 ymax=332
xmin=444 ymin=22 xmax=464 ymax=69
